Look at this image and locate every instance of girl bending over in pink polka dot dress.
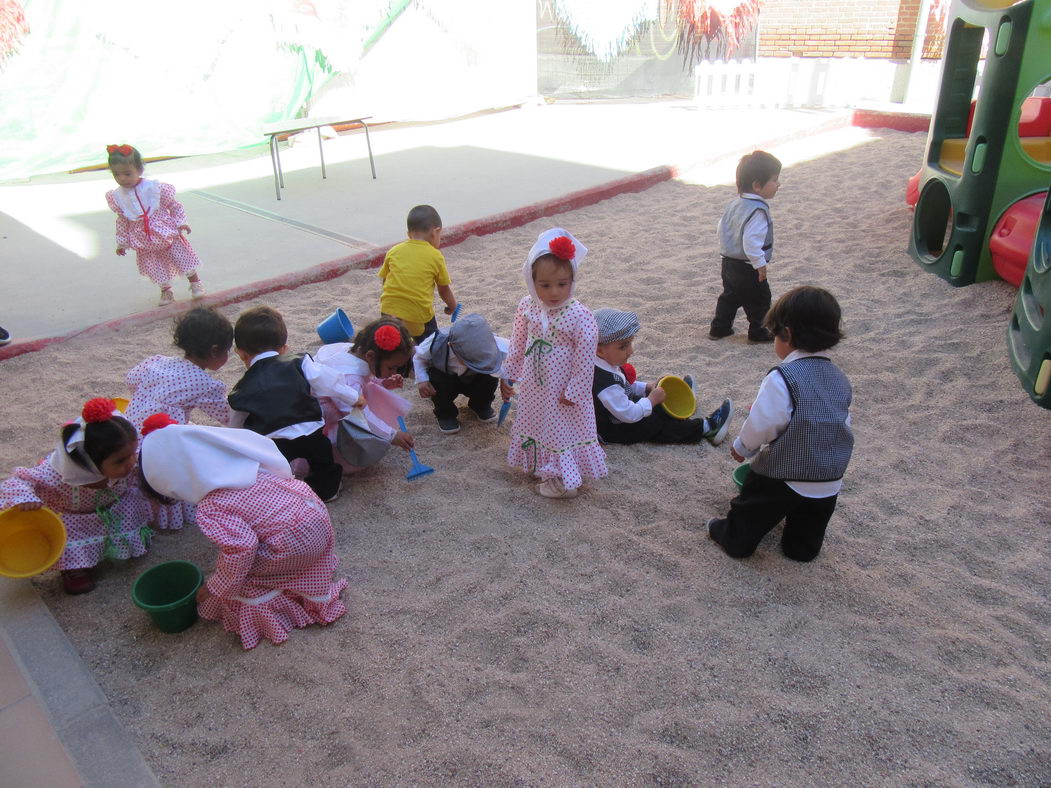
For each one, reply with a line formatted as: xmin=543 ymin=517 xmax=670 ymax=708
xmin=140 ymin=422 xmax=348 ymax=650
xmin=502 ymin=228 xmax=608 ymax=499
xmin=105 ymin=144 xmax=204 ymax=307
xmin=125 ymin=306 xmax=234 ymax=531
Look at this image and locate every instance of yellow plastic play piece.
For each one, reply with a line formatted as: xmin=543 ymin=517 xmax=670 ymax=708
xmin=1020 ymin=137 xmax=1051 ymax=165
xmin=939 ymin=138 xmax=967 ymax=175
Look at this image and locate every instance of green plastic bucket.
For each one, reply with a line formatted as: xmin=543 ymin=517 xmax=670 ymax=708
xmin=732 ymin=462 xmax=751 ymax=490
xmin=131 ymin=560 xmax=203 ymax=633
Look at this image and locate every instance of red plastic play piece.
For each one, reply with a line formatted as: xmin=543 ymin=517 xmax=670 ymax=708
xmin=989 ymin=192 xmax=1046 ymax=288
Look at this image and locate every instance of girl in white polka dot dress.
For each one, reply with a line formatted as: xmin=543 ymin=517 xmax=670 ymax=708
xmin=105 ymin=144 xmax=204 ymax=306
xmin=0 ymin=398 xmax=152 ymax=595
xmin=502 ymin=228 xmax=608 ymax=498
xmin=140 ymin=421 xmax=348 ymax=650
xmin=125 ymin=307 xmax=234 ymax=530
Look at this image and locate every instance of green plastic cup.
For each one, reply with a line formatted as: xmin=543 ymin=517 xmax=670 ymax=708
xmin=131 ymin=560 xmax=203 ymax=634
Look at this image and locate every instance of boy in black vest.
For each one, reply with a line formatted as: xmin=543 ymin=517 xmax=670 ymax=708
xmin=592 ymin=308 xmax=732 ymax=446
xmin=709 ymin=150 xmax=782 ymax=343
xmin=228 ymin=306 xmax=359 ymax=502
xmin=708 ymin=286 xmax=853 ymax=562
xmin=413 ymin=312 xmax=508 ymax=434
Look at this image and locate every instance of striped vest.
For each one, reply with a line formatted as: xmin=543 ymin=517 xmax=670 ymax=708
xmin=718 ymin=196 xmax=773 ymax=262
xmin=750 ymin=356 xmax=853 ymax=482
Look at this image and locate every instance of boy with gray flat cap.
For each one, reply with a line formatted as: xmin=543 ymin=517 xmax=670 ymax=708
xmin=593 ymin=308 xmax=732 ymax=446
xmin=413 ymin=312 xmax=510 ymax=434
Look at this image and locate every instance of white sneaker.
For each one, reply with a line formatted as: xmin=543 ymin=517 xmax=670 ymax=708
xmin=158 ymin=288 xmax=175 ymax=306
xmin=537 ymin=478 xmax=578 ymax=499
xmin=190 ymin=281 xmax=205 ymax=298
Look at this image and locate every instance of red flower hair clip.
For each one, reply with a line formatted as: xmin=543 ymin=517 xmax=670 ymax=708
xmin=106 ymin=144 xmax=133 ymax=156
xmin=548 ymin=235 xmax=576 ymax=261
xmin=374 ymin=325 xmax=402 ymax=351
xmin=141 ymin=413 xmax=178 ymax=437
xmin=82 ymin=397 xmax=118 ymax=423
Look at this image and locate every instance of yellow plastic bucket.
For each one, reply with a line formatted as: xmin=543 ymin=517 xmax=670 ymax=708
xmin=112 ymin=397 xmax=130 ymax=413
xmin=656 ymin=375 xmax=697 ymax=419
xmin=0 ymin=507 xmax=67 ymax=578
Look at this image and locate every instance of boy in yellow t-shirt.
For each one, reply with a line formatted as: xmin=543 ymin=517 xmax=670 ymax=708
xmin=378 ymin=205 xmax=458 ymax=344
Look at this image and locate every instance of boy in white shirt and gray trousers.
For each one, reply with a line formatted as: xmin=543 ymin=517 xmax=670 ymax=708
xmin=708 ymin=286 xmax=853 ymax=562
xmin=709 ymin=150 xmax=782 ymax=343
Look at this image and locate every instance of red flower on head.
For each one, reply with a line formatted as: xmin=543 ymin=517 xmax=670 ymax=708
xmin=107 ymin=144 xmax=133 ymax=156
xmin=374 ymin=324 xmax=401 ymax=352
xmin=82 ymin=397 xmax=117 ymax=423
xmin=141 ymin=413 xmax=178 ymax=437
xmin=106 ymin=144 xmax=118 ymax=154
xmin=548 ymin=235 xmax=576 ymax=262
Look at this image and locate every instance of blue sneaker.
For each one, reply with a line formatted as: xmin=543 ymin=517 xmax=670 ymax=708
xmin=702 ymin=399 xmax=733 ymax=446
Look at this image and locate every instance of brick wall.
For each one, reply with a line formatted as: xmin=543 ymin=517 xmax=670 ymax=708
xmin=756 ymin=0 xmax=944 ymax=60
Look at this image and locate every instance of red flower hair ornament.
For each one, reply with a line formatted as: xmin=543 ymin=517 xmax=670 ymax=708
xmin=106 ymin=144 xmax=133 ymax=156
xmin=374 ymin=325 xmax=402 ymax=351
xmin=548 ymin=235 xmax=576 ymax=261
xmin=82 ymin=397 xmax=118 ymax=423
xmin=141 ymin=413 xmax=178 ymax=437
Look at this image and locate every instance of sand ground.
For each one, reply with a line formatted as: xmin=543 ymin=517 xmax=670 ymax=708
xmin=1 ymin=129 xmax=1049 ymax=786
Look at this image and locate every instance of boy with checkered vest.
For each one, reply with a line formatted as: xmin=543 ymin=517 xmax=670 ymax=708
xmin=708 ymin=286 xmax=853 ymax=562
xmin=591 ymin=308 xmax=732 ymax=446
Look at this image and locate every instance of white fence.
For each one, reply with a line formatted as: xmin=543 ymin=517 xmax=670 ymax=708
xmin=694 ymin=57 xmax=875 ymax=108
xmin=694 ymin=57 xmax=949 ymax=110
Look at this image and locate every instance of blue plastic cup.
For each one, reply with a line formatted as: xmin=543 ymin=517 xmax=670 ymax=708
xmin=317 ymin=309 xmax=354 ymax=344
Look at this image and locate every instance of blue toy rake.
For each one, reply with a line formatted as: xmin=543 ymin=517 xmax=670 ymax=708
xmin=397 ymin=417 xmax=434 ymax=480
xmin=449 ymin=303 xmax=462 ymax=322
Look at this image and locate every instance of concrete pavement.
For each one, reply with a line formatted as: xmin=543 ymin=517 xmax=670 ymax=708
xmin=0 ymin=101 xmax=852 ymax=358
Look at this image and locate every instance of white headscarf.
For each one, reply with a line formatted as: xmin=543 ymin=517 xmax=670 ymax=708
xmin=522 ymin=228 xmax=588 ymax=333
xmin=140 ymin=424 xmax=292 ymax=504
xmin=49 ymin=407 xmax=127 ymax=486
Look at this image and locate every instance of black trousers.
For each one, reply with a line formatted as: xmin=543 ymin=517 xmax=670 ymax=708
xmin=709 ymin=470 xmax=838 ymax=561
xmin=272 ymin=428 xmax=341 ymax=501
xmin=428 ymin=367 xmax=498 ymax=419
xmin=710 ymin=256 xmax=772 ymax=338
xmin=599 ymin=409 xmax=704 ymax=445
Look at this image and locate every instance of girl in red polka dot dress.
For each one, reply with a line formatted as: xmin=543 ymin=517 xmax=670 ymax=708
xmin=125 ymin=306 xmax=234 ymax=530
xmin=105 ymin=144 xmax=204 ymax=306
xmin=502 ymin=228 xmax=608 ymax=498
xmin=0 ymin=398 xmax=152 ymax=595
xmin=139 ymin=421 xmax=348 ymax=650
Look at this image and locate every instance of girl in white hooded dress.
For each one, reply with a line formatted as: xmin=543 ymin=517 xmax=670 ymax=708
xmin=502 ymin=228 xmax=607 ymax=498
xmin=139 ymin=420 xmax=347 ymax=649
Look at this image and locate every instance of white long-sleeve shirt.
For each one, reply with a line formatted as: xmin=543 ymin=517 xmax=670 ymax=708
xmin=732 ymin=349 xmax=851 ymax=498
xmin=228 ymin=350 xmax=361 ymax=439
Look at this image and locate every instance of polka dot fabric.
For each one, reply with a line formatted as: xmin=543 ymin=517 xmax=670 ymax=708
xmin=125 ymin=355 xmax=230 ymax=429
xmin=194 ymin=471 xmax=347 ymax=650
xmin=503 ymin=296 xmax=607 ymax=490
xmin=125 ymin=354 xmax=230 ymax=530
xmin=106 ymin=181 xmax=201 ymax=286
xmin=0 ymin=458 xmax=152 ymax=570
